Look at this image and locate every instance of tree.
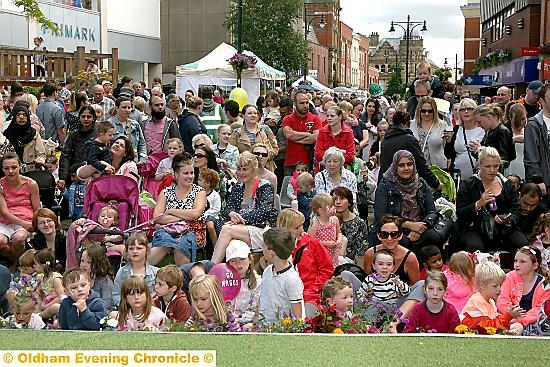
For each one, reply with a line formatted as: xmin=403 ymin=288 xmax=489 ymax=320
xmin=434 ymin=67 xmax=452 ymax=83
xmin=11 ymin=0 xmax=59 ymax=33
xmin=385 ymin=63 xmax=405 ymax=97
xmin=226 ymin=0 xmax=308 ymax=77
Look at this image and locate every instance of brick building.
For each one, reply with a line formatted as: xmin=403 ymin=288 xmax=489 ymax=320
xmin=340 ymin=21 xmax=353 ymax=87
xmin=461 ymin=0 xmax=481 ymax=75
xmin=476 ymin=0 xmax=541 ymax=97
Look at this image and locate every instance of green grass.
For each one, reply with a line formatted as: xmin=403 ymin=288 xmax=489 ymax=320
xmin=0 ymin=331 xmax=548 ymax=366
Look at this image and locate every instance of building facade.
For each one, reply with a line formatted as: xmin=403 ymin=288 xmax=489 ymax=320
xmin=0 ymin=0 xmax=162 ymax=84
xmin=461 ymin=0 xmax=481 ymax=75
xmin=476 ymin=0 xmax=541 ymax=97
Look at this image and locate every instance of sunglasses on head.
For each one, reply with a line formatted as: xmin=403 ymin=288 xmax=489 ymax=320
xmin=253 ymin=151 xmax=269 ymax=158
xmin=521 ymin=246 xmax=537 ymax=256
xmin=378 ymin=230 xmax=401 ymax=239
xmin=194 ymin=153 xmax=206 ymax=159
xmin=194 ymin=143 xmax=205 ymax=150
xmin=420 ymin=108 xmax=434 ymax=114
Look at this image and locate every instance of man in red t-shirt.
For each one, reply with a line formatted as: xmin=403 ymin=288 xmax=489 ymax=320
xmin=282 ymin=92 xmax=322 ymax=175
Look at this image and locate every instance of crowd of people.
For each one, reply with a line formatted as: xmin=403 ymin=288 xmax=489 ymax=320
xmin=1 ymin=59 xmax=550 ymax=335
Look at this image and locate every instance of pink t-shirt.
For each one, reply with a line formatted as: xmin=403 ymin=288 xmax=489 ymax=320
xmin=144 ymin=118 xmax=166 ymax=154
xmin=443 ymin=268 xmax=474 ymax=313
xmin=0 ymin=176 xmax=35 ymax=224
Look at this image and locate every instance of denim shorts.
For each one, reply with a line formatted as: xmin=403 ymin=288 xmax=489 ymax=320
xmin=152 ymin=228 xmax=197 ymax=262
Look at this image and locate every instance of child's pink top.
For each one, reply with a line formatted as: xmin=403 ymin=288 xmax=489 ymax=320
xmin=461 ymin=292 xmax=499 ymax=319
xmin=0 ymin=176 xmax=35 ymax=224
xmin=315 ymin=217 xmax=338 ymax=268
xmin=121 ymin=306 xmax=166 ymax=331
xmin=532 ymin=236 xmax=550 ymax=273
xmin=443 ymin=268 xmax=474 ymax=313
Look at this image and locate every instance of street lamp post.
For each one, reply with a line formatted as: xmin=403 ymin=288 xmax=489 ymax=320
xmin=389 ymin=15 xmax=427 ymax=88
xmin=303 ymin=9 xmax=326 ymax=83
xmin=444 ymin=54 xmax=463 ymax=83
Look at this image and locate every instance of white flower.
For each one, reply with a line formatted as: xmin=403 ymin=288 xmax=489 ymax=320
xmin=106 ymin=318 xmax=119 ymax=328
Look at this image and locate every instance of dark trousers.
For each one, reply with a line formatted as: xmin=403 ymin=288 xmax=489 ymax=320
xmin=453 ymin=227 xmax=528 ymax=253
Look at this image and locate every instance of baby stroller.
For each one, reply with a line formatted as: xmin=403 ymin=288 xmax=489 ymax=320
xmin=23 ymin=169 xmax=62 ymax=212
xmin=82 ymin=175 xmax=140 ymax=271
xmin=139 ymin=152 xmax=168 ymax=239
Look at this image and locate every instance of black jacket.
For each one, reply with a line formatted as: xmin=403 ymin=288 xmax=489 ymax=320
xmin=380 ymin=125 xmax=440 ymax=189
xmin=178 ymin=110 xmax=207 ymax=153
xmin=481 ymin=123 xmax=515 ymax=168
xmin=59 ymin=129 xmax=97 ymax=181
xmin=456 ymin=174 xmax=521 ymax=232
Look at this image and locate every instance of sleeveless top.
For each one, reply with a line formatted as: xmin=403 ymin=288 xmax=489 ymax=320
xmin=0 ymin=176 xmax=35 ymax=224
xmin=374 ymin=245 xmax=411 ymax=285
xmin=164 ymin=183 xmax=205 ymax=221
xmin=316 ymin=217 xmax=338 ymax=268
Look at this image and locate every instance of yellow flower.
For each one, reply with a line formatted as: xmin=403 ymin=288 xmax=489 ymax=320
xmin=189 ymin=327 xmax=197 ymax=332
xmin=464 ymin=331 xmax=476 ymax=334
xmin=333 ymin=328 xmax=344 ymax=334
xmin=455 ymin=324 xmax=469 ymax=334
xmin=296 ymin=318 xmax=303 ymax=323
xmin=485 ymin=327 xmax=497 ymax=335
xmin=282 ymin=317 xmax=292 ymax=326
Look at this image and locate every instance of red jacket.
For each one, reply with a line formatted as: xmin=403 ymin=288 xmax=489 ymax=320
xmin=496 ymin=270 xmax=550 ymax=327
xmin=314 ymin=123 xmax=355 ymax=173
xmin=292 ymin=233 xmax=334 ymax=306
xmin=153 ymin=290 xmax=191 ymax=323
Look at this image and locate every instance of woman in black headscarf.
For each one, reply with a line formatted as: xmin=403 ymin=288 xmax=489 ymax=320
xmin=4 ymin=103 xmax=45 ymax=171
xmin=373 ymin=149 xmax=444 ymax=253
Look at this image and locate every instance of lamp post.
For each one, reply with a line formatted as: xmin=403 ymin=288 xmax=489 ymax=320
xmin=389 ymin=15 xmax=427 ymax=87
xmin=444 ymin=54 xmax=463 ymax=83
xmin=303 ymin=9 xmax=326 ymax=82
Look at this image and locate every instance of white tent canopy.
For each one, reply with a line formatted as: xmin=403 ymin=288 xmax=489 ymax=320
xmin=291 ymin=76 xmax=332 ymax=93
xmin=175 ymin=42 xmax=285 ymax=105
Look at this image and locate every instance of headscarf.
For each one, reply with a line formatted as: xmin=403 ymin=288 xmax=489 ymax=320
xmin=382 ymin=150 xmax=422 ymax=221
xmin=4 ymin=104 xmax=36 ymax=161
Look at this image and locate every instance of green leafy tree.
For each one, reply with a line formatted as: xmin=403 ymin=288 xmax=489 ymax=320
xmin=226 ymin=0 xmax=308 ymax=76
xmin=11 ymin=0 xmax=59 ymax=33
xmin=435 ymin=67 xmax=452 ymax=82
xmin=385 ymin=63 xmax=405 ymax=97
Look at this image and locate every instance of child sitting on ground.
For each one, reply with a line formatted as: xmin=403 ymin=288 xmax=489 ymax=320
xmin=80 ymin=244 xmax=114 ymax=310
xmin=296 ymin=172 xmax=315 ymax=231
xmin=58 ymin=268 xmax=107 ymax=330
xmin=260 ymin=227 xmax=305 ymax=324
xmin=443 ymin=251 xmax=476 ymax=313
xmin=186 ymin=274 xmax=229 ymax=329
xmin=419 ymin=245 xmax=449 ymax=280
xmin=529 ymin=213 xmax=550 ymax=276
xmin=322 ymin=276 xmax=354 ymax=318
xmin=403 ymin=271 xmax=460 ymax=333
xmin=11 ymin=249 xmax=37 ymax=288
xmin=155 ymin=138 xmax=184 ymax=181
xmin=115 ymin=275 xmax=166 ymax=331
xmin=360 ymin=249 xmax=410 ymax=306
xmin=154 ymin=264 xmax=191 ymax=323
xmin=34 ymin=249 xmax=64 ymax=320
xmin=198 ymin=168 xmax=221 ymax=245
xmin=460 ymin=262 xmax=525 ymax=334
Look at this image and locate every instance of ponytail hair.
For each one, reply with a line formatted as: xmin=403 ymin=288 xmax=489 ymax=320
xmin=34 ymin=248 xmax=63 ymax=277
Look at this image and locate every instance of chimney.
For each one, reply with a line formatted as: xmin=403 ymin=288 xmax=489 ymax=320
xmin=370 ymin=32 xmax=379 ymax=47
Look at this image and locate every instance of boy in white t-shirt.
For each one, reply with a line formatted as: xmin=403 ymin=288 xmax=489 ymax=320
xmin=260 ymin=228 xmax=304 ymax=324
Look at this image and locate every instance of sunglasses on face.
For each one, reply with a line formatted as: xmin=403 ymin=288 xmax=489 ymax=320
xmin=420 ymin=109 xmax=434 ymax=114
xmin=378 ymin=230 xmax=401 ymax=239
xmin=459 ymin=107 xmax=474 ymax=112
xmin=253 ymin=152 xmax=269 ymax=158
xmin=194 ymin=153 xmax=206 ymax=159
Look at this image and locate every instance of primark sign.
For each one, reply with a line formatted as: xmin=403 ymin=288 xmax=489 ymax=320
xmin=41 ymin=23 xmax=96 ymax=42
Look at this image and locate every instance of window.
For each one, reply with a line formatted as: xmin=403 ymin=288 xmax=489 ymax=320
xmin=381 ymin=65 xmax=386 ymax=73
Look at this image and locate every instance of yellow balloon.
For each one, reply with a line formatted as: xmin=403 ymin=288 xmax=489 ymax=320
xmin=229 ymin=88 xmax=249 ymax=110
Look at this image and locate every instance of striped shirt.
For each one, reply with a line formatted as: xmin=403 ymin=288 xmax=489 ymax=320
xmin=360 ymin=273 xmax=410 ymax=304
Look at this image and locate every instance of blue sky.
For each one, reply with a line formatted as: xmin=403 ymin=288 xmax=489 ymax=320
xmin=340 ymin=0 xmax=467 ymax=69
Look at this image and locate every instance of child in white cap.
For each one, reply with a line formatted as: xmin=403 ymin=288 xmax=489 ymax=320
xmin=226 ymin=239 xmax=261 ymax=325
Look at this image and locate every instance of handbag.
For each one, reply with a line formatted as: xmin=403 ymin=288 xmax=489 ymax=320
xmin=480 ymin=208 xmax=496 ymax=240
xmin=423 ymin=212 xmax=454 ymax=242
xmin=160 ymin=220 xmax=189 ymax=237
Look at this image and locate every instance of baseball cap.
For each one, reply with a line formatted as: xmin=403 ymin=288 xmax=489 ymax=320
xmin=528 ymin=80 xmax=542 ymax=93
xmin=225 ymin=239 xmax=251 ymax=261
xmin=119 ymin=87 xmax=135 ymax=97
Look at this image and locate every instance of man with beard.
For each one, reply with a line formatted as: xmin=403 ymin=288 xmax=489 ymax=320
xmin=143 ymin=95 xmax=180 ymax=154
xmin=517 ymin=183 xmax=549 ymax=237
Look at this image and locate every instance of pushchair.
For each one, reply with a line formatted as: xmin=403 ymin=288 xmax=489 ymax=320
xmin=23 ymin=169 xmax=62 ymax=211
xmin=82 ymin=175 xmax=140 ymax=271
xmin=139 ymin=152 xmax=168 ymax=239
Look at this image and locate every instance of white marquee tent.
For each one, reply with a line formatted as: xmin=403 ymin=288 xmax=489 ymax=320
xmin=175 ymin=42 xmax=286 ymax=105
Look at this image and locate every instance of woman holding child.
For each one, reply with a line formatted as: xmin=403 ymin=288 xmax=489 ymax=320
xmin=150 ymin=152 xmax=207 ymax=266
xmin=211 ymin=152 xmax=278 ymax=263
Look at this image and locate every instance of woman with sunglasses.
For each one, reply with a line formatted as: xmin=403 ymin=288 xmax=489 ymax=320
xmin=373 ymin=149 xmax=445 ymax=253
xmin=192 ymin=145 xmax=219 ymax=183
xmin=444 ymin=98 xmax=485 ymax=181
xmin=253 ymin=143 xmax=277 ymax=189
xmin=230 ymin=104 xmax=278 ymax=171
xmin=178 ymin=96 xmax=207 ymax=153
xmin=211 ymin=151 xmax=278 ymax=263
xmin=410 ymin=96 xmax=447 ymax=170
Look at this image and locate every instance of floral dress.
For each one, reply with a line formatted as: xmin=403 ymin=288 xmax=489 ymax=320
xmin=314 ymin=217 xmax=338 ymax=268
xmin=341 ymin=216 xmax=369 ymax=259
